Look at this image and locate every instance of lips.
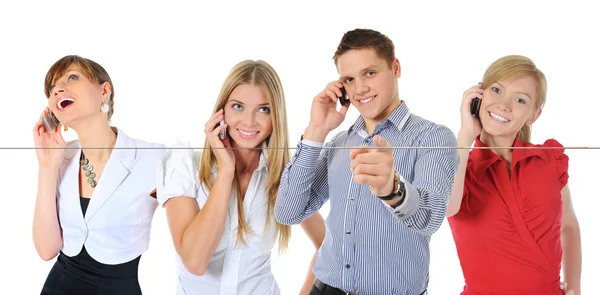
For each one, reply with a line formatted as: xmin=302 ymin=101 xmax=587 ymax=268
xmin=357 ymin=95 xmax=377 ymax=104
xmin=238 ymin=129 xmax=259 ymax=139
xmin=489 ymin=112 xmax=509 ymax=123
xmin=57 ymin=97 xmax=75 ymax=110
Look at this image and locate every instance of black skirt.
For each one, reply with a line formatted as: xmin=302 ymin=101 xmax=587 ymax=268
xmin=40 ymin=197 xmax=143 ymax=295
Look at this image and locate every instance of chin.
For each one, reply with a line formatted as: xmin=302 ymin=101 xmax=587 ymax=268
xmin=230 ymin=137 xmax=266 ymax=150
xmin=357 ymin=106 xmax=382 ymax=120
xmin=482 ymin=125 xmax=520 ymax=139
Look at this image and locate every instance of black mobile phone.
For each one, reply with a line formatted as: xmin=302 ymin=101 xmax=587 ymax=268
xmin=470 ymin=97 xmax=481 ymax=118
xmin=338 ymin=87 xmax=349 ymax=106
xmin=42 ymin=110 xmax=60 ymax=132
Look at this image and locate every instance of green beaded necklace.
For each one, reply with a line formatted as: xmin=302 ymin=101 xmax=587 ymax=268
xmin=80 ymin=151 xmax=98 ymax=188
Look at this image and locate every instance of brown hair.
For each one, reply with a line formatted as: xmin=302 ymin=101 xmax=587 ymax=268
xmin=199 ymin=60 xmax=291 ymax=253
xmin=44 ymin=55 xmax=115 ymax=120
xmin=333 ymin=28 xmax=396 ymax=68
xmin=481 ymin=55 xmax=547 ymax=143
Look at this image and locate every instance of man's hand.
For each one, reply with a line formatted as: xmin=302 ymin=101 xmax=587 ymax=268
xmin=349 ymin=135 xmax=395 ymax=197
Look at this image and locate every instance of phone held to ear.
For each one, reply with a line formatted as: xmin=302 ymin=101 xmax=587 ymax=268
xmin=42 ymin=110 xmax=60 ymax=132
xmin=338 ymin=87 xmax=349 ymax=106
xmin=470 ymin=97 xmax=481 ymax=118
xmin=218 ymin=120 xmax=227 ymax=140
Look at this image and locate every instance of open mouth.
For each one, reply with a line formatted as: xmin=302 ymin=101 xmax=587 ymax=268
xmin=57 ymin=98 xmax=75 ymax=110
xmin=489 ymin=112 xmax=509 ymax=123
xmin=357 ymin=95 xmax=377 ymax=104
xmin=238 ymin=129 xmax=260 ymax=139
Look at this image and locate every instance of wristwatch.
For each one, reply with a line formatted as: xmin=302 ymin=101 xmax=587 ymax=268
xmin=377 ymin=170 xmax=405 ymax=201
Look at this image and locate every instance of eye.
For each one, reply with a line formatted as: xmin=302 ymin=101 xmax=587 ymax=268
xmin=491 ymin=86 xmax=501 ymax=94
xmin=344 ymin=77 xmax=354 ymax=83
xmin=514 ymin=97 xmax=527 ymax=104
xmin=49 ymin=85 xmax=56 ymax=92
xmin=232 ymin=103 xmax=243 ymax=110
xmin=68 ymin=74 xmax=78 ymax=81
xmin=365 ymin=71 xmax=375 ymax=77
xmin=258 ymin=106 xmax=270 ymax=113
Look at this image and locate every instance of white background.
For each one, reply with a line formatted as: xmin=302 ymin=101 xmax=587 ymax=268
xmin=0 ymin=1 xmax=598 ymax=294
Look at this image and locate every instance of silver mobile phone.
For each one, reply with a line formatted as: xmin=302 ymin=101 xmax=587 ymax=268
xmin=219 ymin=120 xmax=226 ymax=140
xmin=42 ymin=110 xmax=60 ymax=132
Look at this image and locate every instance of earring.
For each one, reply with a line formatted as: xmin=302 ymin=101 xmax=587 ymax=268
xmin=101 ymin=102 xmax=110 ymax=113
xmin=63 ymin=125 xmax=69 ymax=131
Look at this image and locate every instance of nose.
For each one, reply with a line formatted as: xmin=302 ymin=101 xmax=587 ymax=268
xmin=52 ymin=83 xmax=66 ymax=97
xmin=354 ymin=79 xmax=369 ymax=97
xmin=499 ymin=95 xmax=512 ymax=112
xmin=241 ymin=110 xmax=257 ymax=127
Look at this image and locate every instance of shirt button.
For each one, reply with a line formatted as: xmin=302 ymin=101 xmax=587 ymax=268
xmin=345 ymin=264 xmax=351 ymax=269
xmin=346 ymin=231 xmax=351 ymax=236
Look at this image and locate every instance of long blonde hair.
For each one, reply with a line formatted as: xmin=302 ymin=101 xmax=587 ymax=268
xmin=481 ymin=55 xmax=547 ymax=143
xmin=199 ymin=60 xmax=291 ymax=253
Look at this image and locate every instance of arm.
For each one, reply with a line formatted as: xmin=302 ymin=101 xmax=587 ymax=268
xmin=386 ymin=126 xmax=459 ymax=236
xmin=157 ymin=143 xmax=235 ymax=276
xmin=32 ymin=167 xmax=63 ymax=261
xmin=298 ymin=212 xmax=326 ymax=295
xmin=274 ymin=138 xmax=336 ymax=225
xmin=163 ymin=169 xmax=234 ymax=276
xmin=560 ymin=184 xmax=581 ymax=295
xmin=446 ymin=131 xmax=473 ymax=217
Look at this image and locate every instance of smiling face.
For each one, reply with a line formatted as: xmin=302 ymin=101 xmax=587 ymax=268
xmin=47 ymin=64 xmax=108 ymax=125
xmin=44 ymin=56 xmax=114 ymax=126
xmin=223 ymin=83 xmax=273 ymax=149
xmin=336 ymin=48 xmax=401 ymax=127
xmin=479 ymin=75 xmax=541 ymax=139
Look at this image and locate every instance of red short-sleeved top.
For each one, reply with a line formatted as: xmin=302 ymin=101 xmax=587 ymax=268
xmin=448 ymin=136 xmax=569 ymax=295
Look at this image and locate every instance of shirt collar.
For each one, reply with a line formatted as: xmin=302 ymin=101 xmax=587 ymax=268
xmin=348 ymin=101 xmax=411 ymax=136
xmin=471 ymin=135 xmax=549 ymax=180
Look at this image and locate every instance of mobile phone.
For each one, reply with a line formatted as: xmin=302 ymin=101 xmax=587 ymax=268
xmin=338 ymin=87 xmax=349 ymax=106
xmin=42 ymin=110 xmax=60 ymax=132
xmin=218 ymin=120 xmax=227 ymax=140
xmin=470 ymin=97 xmax=481 ymax=118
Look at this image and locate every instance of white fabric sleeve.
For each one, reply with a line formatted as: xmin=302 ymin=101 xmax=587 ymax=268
xmin=156 ymin=140 xmax=200 ymax=207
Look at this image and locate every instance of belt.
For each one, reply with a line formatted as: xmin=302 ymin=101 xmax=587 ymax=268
xmin=314 ymin=279 xmax=428 ymax=295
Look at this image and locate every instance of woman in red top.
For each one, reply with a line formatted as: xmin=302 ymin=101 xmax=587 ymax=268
xmin=446 ymin=55 xmax=582 ymax=295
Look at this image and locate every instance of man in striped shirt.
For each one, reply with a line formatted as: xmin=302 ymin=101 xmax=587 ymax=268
xmin=275 ymin=29 xmax=459 ymax=295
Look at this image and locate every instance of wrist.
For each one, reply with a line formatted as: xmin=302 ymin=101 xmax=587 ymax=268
xmin=303 ymin=126 xmax=328 ymax=142
xmin=377 ymin=170 xmax=404 ymax=201
xmin=38 ymin=164 xmax=60 ymax=175
xmin=457 ymin=130 xmax=477 ymax=147
xmin=217 ymin=167 xmax=235 ymax=179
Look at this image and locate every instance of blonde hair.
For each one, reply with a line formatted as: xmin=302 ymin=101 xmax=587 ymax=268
xmin=481 ymin=55 xmax=547 ymax=143
xmin=199 ymin=60 xmax=291 ymax=253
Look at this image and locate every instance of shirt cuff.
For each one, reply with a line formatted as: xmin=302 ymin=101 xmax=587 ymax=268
xmin=291 ymin=140 xmax=324 ymax=169
xmin=301 ymin=138 xmax=324 ymax=147
xmin=383 ymin=175 xmax=420 ymax=220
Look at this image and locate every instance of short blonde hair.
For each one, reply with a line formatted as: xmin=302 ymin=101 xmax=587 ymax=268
xmin=481 ymin=55 xmax=547 ymax=143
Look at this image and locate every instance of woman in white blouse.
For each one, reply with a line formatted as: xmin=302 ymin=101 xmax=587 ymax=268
xmin=33 ymin=55 xmax=165 ymax=294
xmin=156 ymin=60 xmax=325 ymax=295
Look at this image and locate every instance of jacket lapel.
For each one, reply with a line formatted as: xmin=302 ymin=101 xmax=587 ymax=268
xmin=59 ymin=143 xmax=84 ymax=222
xmin=84 ymin=128 xmax=136 ymax=222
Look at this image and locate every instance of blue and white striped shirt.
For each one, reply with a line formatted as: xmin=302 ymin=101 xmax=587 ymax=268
xmin=275 ymin=102 xmax=459 ymax=295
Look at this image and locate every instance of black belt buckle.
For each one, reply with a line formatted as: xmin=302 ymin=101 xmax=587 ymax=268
xmin=314 ymin=279 xmax=426 ymax=295
xmin=314 ymin=279 xmax=357 ymax=295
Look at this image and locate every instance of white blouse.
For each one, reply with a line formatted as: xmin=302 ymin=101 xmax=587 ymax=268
xmin=156 ymin=141 xmax=280 ymax=295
